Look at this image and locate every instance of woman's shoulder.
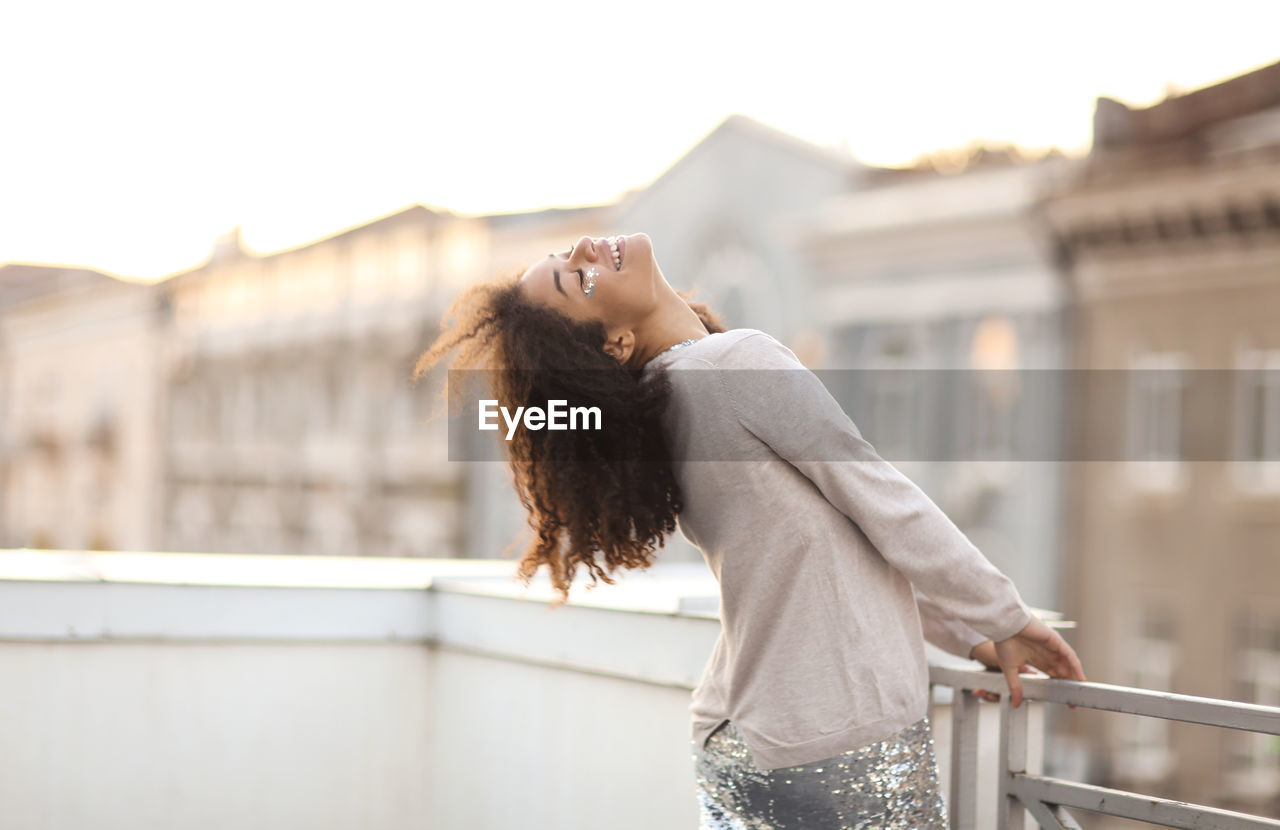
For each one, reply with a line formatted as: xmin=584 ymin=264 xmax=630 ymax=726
xmin=712 ymin=328 xmax=804 ymax=369
xmin=644 ymin=328 xmax=802 ymax=375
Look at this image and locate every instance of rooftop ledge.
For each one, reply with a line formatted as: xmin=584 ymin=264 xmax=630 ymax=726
xmin=0 ymin=548 xmax=727 ymax=616
xmin=0 ymin=548 xmax=1071 ymax=624
xmin=0 ymin=549 xmax=1070 ymax=691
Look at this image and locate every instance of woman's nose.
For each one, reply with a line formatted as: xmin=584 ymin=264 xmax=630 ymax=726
xmin=572 ymin=236 xmax=598 ymax=263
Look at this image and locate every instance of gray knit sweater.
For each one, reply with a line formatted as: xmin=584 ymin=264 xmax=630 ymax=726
xmin=642 ymin=327 xmax=1035 ymax=770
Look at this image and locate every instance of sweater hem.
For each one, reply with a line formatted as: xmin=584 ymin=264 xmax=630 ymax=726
xmin=710 ymin=695 xmax=933 ymax=771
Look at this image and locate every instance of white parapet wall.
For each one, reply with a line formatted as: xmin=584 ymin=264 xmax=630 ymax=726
xmin=0 ymin=550 xmax=1038 ymax=830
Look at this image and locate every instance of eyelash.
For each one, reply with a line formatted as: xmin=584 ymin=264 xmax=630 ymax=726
xmin=562 ymin=245 xmax=583 ymax=289
xmin=558 ymin=243 xmax=585 ymax=292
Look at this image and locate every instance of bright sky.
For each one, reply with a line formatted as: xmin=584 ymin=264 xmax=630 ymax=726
xmin=2 ymin=0 xmax=1277 ymax=282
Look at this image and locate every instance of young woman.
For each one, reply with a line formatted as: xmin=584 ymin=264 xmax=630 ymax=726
xmin=413 ymin=232 xmax=1086 ymax=828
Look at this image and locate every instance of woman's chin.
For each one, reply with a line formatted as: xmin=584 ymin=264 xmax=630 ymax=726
xmin=625 ymin=232 xmax=651 ymax=260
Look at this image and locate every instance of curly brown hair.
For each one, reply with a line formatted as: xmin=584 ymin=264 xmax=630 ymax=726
xmin=411 ymin=268 xmax=728 ymax=606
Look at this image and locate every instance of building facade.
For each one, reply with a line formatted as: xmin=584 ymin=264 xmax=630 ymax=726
xmin=0 ymin=264 xmax=161 ymax=552
xmin=799 ymin=153 xmax=1080 ymax=615
xmin=158 ymin=208 xmax=478 ymax=560
xmin=1045 ymin=60 xmax=1280 ymax=814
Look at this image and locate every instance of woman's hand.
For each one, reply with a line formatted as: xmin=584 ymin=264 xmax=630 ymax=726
xmin=968 ymin=639 xmax=1002 ymax=669
xmin=966 ymin=640 xmax=1020 ymax=703
xmin=967 ymin=618 xmax=1086 ymax=708
xmin=995 ymin=616 xmax=1086 ymax=708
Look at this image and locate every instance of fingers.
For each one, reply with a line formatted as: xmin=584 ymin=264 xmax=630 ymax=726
xmin=989 ymin=625 xmax=1087 ymax=711
xmin=1052 ymin=637 xmax=1085 ymax=708
xmin=1048 ymin=632 xmax=1087 ymax=682
xmin=1004 ymin=666 xmax=1023 ymax=708
xmin=1068 ymin=647 xmax=1086 ymax=682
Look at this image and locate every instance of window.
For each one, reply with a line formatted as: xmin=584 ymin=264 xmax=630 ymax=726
xmin=965 ymin=316 xmax=1020 ymax=463
xmin=867 ymin=325 xmax=920 ymax=462
xmin=232 ymin=375 xmax=253 ymax=439
xmin=1232 ymin=345 xmax=1280 ymax=492
xmin=251 ymin=370 xmax=269 ymax=438
xmin=1113 ymin=597 xmax=1177 ymax=783
xmin=1226 ymin=605 xmax=1280 ymax=799
xmin=1126 ymin=349 xmax=1187 ymax=491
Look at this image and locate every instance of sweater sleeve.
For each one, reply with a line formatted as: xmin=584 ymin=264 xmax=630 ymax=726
xmin=716 ymin=332 xmax=1036 ymax=645
xmin=914 ymin=583 xmax=991 ymax=659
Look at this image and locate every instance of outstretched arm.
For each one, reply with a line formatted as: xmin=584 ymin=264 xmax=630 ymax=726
xmin=716 ymin=332 xmax=1034 ymax=644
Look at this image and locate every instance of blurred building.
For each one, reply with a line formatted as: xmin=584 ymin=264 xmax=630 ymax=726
xmin=157 ymin=210 xmax=469 ymax=559
xmin=612 ymin=114 xmax=867 ymax=347
xmin=796 ymin=150 xmax=1080 ymax=617
xmin=1045 ymin=59 xmax=1280 ymax=814
xmin=154 ymin=202 xmax=628 ymax=562
xmin=0 ymin=114 xmax=1076 ymax=585
xmin=0 ymin=264 xmax=161 ymax=551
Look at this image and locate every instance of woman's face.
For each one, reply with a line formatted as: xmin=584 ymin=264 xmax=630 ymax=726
xmin=518 ymin=232 xmax=660 ymax=328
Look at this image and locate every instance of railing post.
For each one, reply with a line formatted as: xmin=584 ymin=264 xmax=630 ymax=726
xmin=1028 ymin=698 xmax=1045 ymax=778
xmin=998 ymin=693 xmax=1029 ymax=830
xmin=928 ymin=660 xmax=1280 ymax=830
xmin=949 ymin=684 xmax=980 ymax=830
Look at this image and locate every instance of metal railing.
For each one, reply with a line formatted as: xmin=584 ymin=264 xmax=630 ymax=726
xmin=929 ymin=664 xmax=1280 ymax=830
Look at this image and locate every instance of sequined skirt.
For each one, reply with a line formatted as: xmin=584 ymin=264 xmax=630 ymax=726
xmin=692 ymin=715 xmax=948 ymax=829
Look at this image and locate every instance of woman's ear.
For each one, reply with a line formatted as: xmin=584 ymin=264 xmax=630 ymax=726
xmin=602 ymin=329 xmax=636 ymax=365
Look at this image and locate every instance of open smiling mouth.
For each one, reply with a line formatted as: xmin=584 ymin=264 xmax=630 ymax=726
xmin=608 ymin=236 xmax=624 ymax=271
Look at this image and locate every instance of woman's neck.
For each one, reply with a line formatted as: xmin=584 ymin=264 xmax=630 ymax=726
xmin=639 ymin=291 xmax=712 ymax=364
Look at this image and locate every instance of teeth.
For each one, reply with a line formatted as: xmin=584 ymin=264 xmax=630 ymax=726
xmin=609 ymin=237 xmax=621 ymax=270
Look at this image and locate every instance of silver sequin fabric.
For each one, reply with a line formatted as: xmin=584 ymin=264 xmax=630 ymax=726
xmin=692 ymin=715 xmax=948 ymax=829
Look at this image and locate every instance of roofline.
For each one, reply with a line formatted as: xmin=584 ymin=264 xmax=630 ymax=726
xmin=153 ymin=203 xmax=455 ymax=287
xmin=1093 ymin=58 xmax=1280 ymax=148
xmin=613 ymin=113 xmax=865 ymax=216
xmin=0 ymin=260 xmax=133 ymax=283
